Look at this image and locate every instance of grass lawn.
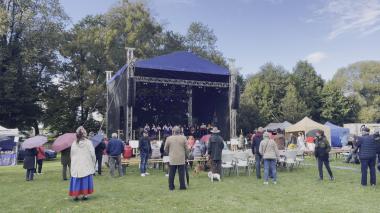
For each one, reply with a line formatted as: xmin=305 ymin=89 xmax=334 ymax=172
xmin=0 ymin=157 xmax=379 ymax=213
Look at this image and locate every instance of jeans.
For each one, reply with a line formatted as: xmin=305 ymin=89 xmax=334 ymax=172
xmin=37 ymin=159 xmax=43 ymax=173
xmin=360 ymin=158 xmax=376 ymax=186
xmin=264 ymin=159 xmax=277 ymax=182
xmin=169 ymin=164 xmax=186 ymax=190
xmin=96 ymin=155 xmax=103 ymax=175
xmin=62 ymin=163 xmax=70 ymax=180
xmin=26 ymin=169 xmax=34 ymax=181
xmin=255 ymin=154 xmax=262 ymax=178
xmin=317 ymin=157 xmax=333 ymax=179
xmin=140 ymin=152 xmax=149 ymax=174
xmin=109 ymin=156 xmax=123 ymax=177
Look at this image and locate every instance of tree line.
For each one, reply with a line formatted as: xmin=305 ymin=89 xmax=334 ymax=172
xmin=0 ymin=0 xmax=379 ymax=135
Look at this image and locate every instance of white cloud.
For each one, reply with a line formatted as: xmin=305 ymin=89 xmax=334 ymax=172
xmin=311 ymin=0 xmax=380 ymax=39
xmin=306 ymin=52 xmax=327 ymax=64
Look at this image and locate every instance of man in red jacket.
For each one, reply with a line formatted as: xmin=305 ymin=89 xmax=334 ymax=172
xmin=36 ymin=146 xmax=46 ymax=174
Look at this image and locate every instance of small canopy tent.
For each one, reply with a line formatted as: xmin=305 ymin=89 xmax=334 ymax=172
xmin=0 ymin=126 xmax=19 ymax=166
xmin=264 ymin=121 xmax=292 ymax=131
xmin=285 ymin=117 xmax=331 ymax=144
xmin=324 ymin=122 xmax=350 ymax=147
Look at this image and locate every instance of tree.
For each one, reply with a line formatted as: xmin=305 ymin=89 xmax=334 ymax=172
xmin=238 ymin=63 xmax=289 ymax=130
xmin=331 ymin=61 xmax=380 ymax=123
xmin=0 ymin=0 xmax=68 ymax=133
xmin=280 ymin=84 xmax=309 ymax=123
xmin=185 ymin=22 xmax=227 ymax=67
xmin=291 ymin=61 xmax=324 ymax=121
xmin=320 ymin=83 xmax=359 ymax=125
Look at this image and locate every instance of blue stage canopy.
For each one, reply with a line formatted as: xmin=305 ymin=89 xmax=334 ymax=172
xmin=325 ymin=122 xmax=350 ymax=147
xmin=108 ymin=51 xmax=229 ymax=84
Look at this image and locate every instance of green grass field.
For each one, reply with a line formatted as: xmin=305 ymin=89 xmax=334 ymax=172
xmin=0 ymin=158 xmax=379 ymax=213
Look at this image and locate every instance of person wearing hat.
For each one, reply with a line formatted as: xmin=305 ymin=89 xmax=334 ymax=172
xmin=314 ymin=130 xmax=334 ymax=181
xmin=355 ymin=127 xmax=377 ymax=186
xmin=164 ymin=126 xmax=188 ymax=191
xmin=259 ymin=132 xmax=280 ymax=184
xmin=208 ymin=127 xmax=225 ymax=176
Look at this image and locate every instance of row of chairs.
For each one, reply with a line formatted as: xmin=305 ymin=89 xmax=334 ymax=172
xmin=221 ymin=150 xmax=305 ymax=176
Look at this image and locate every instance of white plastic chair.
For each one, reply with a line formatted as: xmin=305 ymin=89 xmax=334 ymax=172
xmin=296 ymin=149 xmax=305 ymax=167
xmin=221 ymin=153 xmax=235 ymax=176
xmin=234 ymin=152 xmax=250 ymax=176
xmin=285 ymin=150 xmax=297 ymax=171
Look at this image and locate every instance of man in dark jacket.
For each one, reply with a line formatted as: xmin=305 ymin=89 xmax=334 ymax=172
xmin=208 ymin=127 xmax=224 ymax=175
xmin=106 ymin=133 xmax=124 ymax=177
xmin=139 ymin=132 xmax=152 ymax=177
xmin=314 ymin=130 xmax=334 ymax=181
xmin=95 ymin=141 xmax=106 ymax=175
xmin=374 ymin=129 xmax=380 ymax=163
xmin=251 ymin=127 xmax=264 ymax=179
xmin=61 ymin=147 xmax=71 ymax=180
xmin=355 ymin=128 xmax=377 ymax=186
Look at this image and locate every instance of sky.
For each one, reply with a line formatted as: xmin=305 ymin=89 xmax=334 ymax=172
xmin=60 ymin=0 xmax=380 ymax=80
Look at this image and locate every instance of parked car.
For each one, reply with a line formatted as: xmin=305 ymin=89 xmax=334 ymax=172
xmin=17 ymin=146 xmax=57 ymax=161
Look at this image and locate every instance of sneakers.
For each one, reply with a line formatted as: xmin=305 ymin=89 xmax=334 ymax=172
xmin=145 ymin=172 xmax=150 ymax=176
xmin=141 ymin=173 xmax=146 ymax=177
xmin=263 ymin=182 xmax=269 ymax=185
xmin=273 ymin=181 xmax=277 ymax=185
xmin=165 ymin=174 xmax=169 ymax=177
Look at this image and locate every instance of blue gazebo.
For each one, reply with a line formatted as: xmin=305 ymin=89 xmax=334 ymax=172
xmin=324 ymin=122 xmax=350 ymax=147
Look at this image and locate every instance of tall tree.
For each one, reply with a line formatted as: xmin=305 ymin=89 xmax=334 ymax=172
xmin=320 ymin=83 xmax=359 ymax=125
xmin=331 ymin=61 xmax=380 ymax=123
xmin=185 ymin=22 xmax=227 ymax=67
xmin=291 ymin=61 xmax=324 ymax=121
xmin=0 ymin=0 xmax=68 ymax=133
xmin=280 ymin=84 xmax=309 ymax=123
xmin=238 ymin=63 xmax=289 ymax=130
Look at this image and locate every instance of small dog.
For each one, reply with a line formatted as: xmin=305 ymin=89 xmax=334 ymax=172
xmin=193 ymin=164 xmax=204 ymax=176
xmin=208 ymin=171 xmax=221 ymax=182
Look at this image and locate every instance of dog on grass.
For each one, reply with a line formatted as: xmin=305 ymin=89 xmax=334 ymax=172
xmin=193 ymin=164 xmax=204 ymax=176
xmin=208 ymin=171 xmax=221 ymax=182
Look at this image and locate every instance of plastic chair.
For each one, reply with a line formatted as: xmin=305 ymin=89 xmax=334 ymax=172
xmin=285 ymin=150 xmax=297 ymax=171
xmin=221 ymin=153 xmax=235 ymax=177
xmin=234 ymin=152 xmax=250 ymax=176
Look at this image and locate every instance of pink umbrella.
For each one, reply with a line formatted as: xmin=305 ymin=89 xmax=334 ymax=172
xmin=200 ymin=134 xmax=211 ymax=143
xmin=22 ymin=136 xmax=48 ymax=149
xmin=52 ymin=133 xmax=76 ymax=152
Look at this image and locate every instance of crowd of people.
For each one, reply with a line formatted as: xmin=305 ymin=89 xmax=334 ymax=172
xmin=139 ymin=123 xmax=214 ymax=139
xmin=21 ymin=124 xmax=380 ymax=201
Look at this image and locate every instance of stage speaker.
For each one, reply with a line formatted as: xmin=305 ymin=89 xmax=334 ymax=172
xmin=119 ymin=106 xmax=125 ymax=130
xmin=127 ymin=77 xmax=136 ymax=107
xmin=232 ymin=84 xmax=240 ymax=109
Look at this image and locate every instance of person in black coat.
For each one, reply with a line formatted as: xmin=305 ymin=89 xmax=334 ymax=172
xmin=207 ymin=127 xmax=224 ymax=175
xmin=95 ymin=142 xmax=106 ymax=175
xmin=23 ymin=148 xmax=37 ymax=181
xmin=251 ymin=128 xmax=264 ymax=179
xmin=314 ymin=130 xmax=334 ymax=181
xmin=355 ymin=128 xmax=377 ymax=186
xmin=139 ymin=132 xmax=152 ymax=176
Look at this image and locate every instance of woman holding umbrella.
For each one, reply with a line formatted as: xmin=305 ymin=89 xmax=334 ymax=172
xmin=23 ymin=147 xmax=37 ymax=181
xmin=69 ymin=126 xmax=96 ymax=201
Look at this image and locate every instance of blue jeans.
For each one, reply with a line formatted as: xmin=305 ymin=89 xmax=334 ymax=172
xmin=255 ymin=154 xmax=262 ymax=178
xmin=360 ymin=158 xmax=376 ymax=186
xmin=140 ymin=152 xmax=149 ymax=174
xmin=264 ymin=159 xmax=277 ymax=182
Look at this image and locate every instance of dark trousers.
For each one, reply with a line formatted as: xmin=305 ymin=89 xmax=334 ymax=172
xmin=37 ymin=159 xmax=43 ymax=173
xmin=26 ymin=169 xmax=34 ymax=181
xmin=317 ymin=157 xmax=333 ymax=179
xmin=140 ymin=152 xmax=149 ymax=174
xmin=62 ymin=163 xmax=70 ymax=180
xmin=168 ymin=164 xmax=186 ymax=190
xmin=211 ymin=160 xmax=222 ymax=174
xmin=360 ymin=158 xmax=376 ymax=186
xmin=96 ymin=155 xmax=103 ymax=175
xmin=255 ymin=154 xmax=262 ymax=179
